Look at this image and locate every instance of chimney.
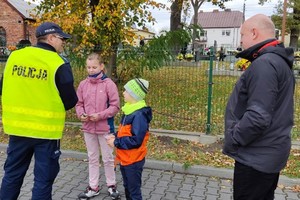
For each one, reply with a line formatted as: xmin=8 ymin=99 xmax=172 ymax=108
xmin=225 ymin=9 xmax=231 ymax=12
xmin=213 ymin=9 xmax=219 ymax=12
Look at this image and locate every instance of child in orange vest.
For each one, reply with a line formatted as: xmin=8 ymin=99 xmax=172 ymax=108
xmin=107 ymin=78 xmax=152 ymax=200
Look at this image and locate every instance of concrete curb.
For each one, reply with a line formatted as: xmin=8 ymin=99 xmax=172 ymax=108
xmin=144 ymin=159 xmax=300 ymax=187
xmin=1 ymin=143 xmax=298 ymax=187
xmin=65 ymin=122 xmax=300 ymax=148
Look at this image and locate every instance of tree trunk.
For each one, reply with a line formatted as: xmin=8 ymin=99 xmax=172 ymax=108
xmin=192 ymin=1 xmax=200 ymax=52
xmin=170 ymin=0 xmax=182 ymax=31
xmin=289 ymin=7 xmax=300 ymax=50
xmin=106 ymin=45 xmax=118 ymax=82
xmin=290 ymin=29 xmax=299 ymax=50
xmin=89 ymin=0 xmax=99 ymax=19
xmin=191 ymin=0 xmax=205 ymax=52
xmin=89 ymin=0 xmax=118 ymax=82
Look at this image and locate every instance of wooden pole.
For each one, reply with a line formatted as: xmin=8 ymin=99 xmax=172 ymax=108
xmin=281 ymin=0 xmax=288 ymax=43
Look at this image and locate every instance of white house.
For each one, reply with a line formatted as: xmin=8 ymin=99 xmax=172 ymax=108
xmin=130 ymin=28 xmax=155 ymax=47
xmin=195 ymin=9 xmax=244 ymax=53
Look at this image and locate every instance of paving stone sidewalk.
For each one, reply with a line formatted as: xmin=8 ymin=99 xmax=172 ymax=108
xmin=0 ymin=147 xmax=299 ymax=200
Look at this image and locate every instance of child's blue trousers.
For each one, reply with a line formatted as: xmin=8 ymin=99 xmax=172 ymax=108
xmin=120 ymin=158 xmax=145 ymax=200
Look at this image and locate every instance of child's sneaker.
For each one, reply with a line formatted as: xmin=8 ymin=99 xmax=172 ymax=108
xmin=107 ymin=185 xmax=120 ymax=199
xmin=78 ymin=186 xmax=100 ymax=199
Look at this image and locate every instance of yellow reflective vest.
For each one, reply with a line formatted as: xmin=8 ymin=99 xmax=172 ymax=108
xmin=2 ymin=46 xmax=66 ymax=139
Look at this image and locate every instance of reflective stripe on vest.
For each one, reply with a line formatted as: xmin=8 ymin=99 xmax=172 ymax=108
xmin=2 ymin=46 xmax=66 ymax=139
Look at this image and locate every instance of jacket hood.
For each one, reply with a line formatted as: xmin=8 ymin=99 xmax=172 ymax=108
xmin=141 ymin=106 xmax=153 ymax=123
xmin=236 ymin=39 xmax=294 ymax=69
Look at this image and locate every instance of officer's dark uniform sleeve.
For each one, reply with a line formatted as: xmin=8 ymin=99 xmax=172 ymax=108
xmin=55 ymin=62 xmax=78 ymax=110
xmin=0 ymin=74 xmax=3 ymax=96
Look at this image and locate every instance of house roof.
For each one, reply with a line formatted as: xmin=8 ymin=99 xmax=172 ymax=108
xmin=132 ymin=28 xmax=155 ymax=35
xmin=6 ymin=0 xmax=37 ymax=19
xmin=197 ymin=9 xmax=243 ymax=28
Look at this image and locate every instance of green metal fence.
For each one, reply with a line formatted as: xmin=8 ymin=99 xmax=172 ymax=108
xmin=1 ymin=48 xmax=300 ymax=137
xmin=68 ymin=50 xmax=300 ymax=137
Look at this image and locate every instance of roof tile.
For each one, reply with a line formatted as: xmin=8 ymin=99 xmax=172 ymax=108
xmin=197 ymin=10 xmax=243 ymax=28
xmin=7 ymin=0 xmax=37 ymax=19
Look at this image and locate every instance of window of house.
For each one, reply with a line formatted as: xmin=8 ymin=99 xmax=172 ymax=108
xmin=222 ymin=30 xmax=231 ymax=36
xmin=0 ymin=27 xmax=6 ymax=47
xmin=200 ymin=30 xmax=207 ymax=37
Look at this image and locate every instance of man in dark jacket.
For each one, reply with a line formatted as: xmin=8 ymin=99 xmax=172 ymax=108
xmin=223 ymin=14 xmax=295 ymax=200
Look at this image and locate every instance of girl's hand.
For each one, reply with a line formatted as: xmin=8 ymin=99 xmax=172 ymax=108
xmin=80 ymin=113 xmax=89 ymax=122
xmin=89 ymin=113 xmax=99 ymax=121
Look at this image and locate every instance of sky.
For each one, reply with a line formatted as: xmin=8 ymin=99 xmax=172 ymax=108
xmin=27 ymin=0 xmax=278 ymax=35
xmin=148 ymin=0 xmax=277 ymax=34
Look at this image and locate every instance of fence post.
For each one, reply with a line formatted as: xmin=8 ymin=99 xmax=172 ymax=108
xmin=206 ymin=47 xmax=214 ymax=134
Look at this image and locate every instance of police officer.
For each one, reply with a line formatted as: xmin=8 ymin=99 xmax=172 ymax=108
xmin=0 ymin=22 xmax=78 ymax=200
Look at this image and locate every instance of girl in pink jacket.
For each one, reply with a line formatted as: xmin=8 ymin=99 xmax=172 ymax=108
xmin=75 ymin=53 xmax=120 ymax=199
